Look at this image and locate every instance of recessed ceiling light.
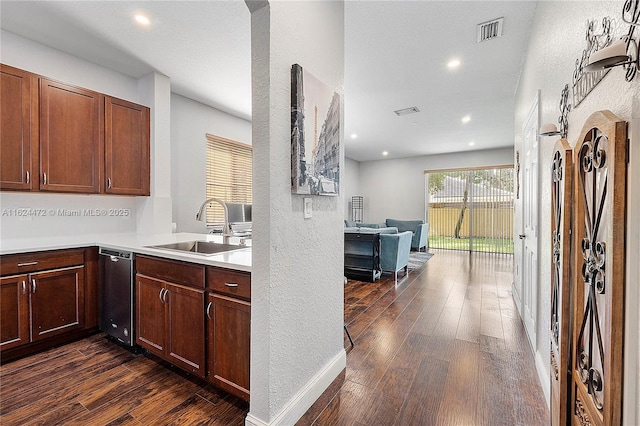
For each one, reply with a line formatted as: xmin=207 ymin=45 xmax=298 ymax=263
xmin=382 ymin=151 xmax=389 ymax=156
xmin=447 ymin=59 xmax=461 ymax=69
xmin=469 ymin=141 xmax=476 ymax=146
xmin=350 ymin=133 xmax=358 ymax=139
xmin=135 ymin=14 xmax=150 ymax=26
xmin=462 ymin=115 xmax=471 ymax=124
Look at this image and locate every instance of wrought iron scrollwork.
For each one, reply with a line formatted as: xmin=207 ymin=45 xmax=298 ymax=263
xmin=558 ymin=84 xmax=571 ymax=139
xmin=551 ymin=150 xmax=563 ymax=348
xmin=576 ymin=128 xmax=609 ymax=412
xmin=623 ymin=0 xmax=640 ymax=81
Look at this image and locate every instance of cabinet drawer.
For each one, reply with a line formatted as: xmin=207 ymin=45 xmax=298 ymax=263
xmin=1 ymin=249 xmax=85 ymax=276
xmin=136 ymin=255 xmax=204 ymax=289
xmin=206 ymin=267 xmax=251 ymax=300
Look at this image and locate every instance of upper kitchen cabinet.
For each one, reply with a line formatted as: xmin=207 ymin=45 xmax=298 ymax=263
xmin=0 ymin=65 xmax=37 ymax=191
xmin=105 ymin=97 xmax=150 ymax=196
xmin=40 ymin=78 xmax=103 ymax=193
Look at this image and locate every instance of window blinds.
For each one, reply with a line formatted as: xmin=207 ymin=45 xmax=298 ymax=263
xmin=205 ymin=134 xmax=252 ymax=227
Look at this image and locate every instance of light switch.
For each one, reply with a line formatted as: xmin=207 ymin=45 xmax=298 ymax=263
xmin=303 ymin=197 xmax=312 ymax=219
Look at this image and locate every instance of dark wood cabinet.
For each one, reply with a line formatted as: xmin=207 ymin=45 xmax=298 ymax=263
xmin=0 ymin=64 xmax=150 ymax=196
xmin=136 ymin=274 xmax=167 ymax=357
xmin=206 ymin=266 xmax=251 ymax=401
xmin=207 ymin=293 xmax=250 ymax=401
xmin=105 ymin=96 xmax=150 ymax=195
xmin=135 ymin=256 xmax=206 ymax=378
xmin=0 ymin=64 xmax=36 ymax=191
xmin=40 ymin=78 xmax=103 ymax=193
xmin=0 ymin=248 xmax=94 ymax=362
xmin=0 ymin=274 xmax=30 ymax=350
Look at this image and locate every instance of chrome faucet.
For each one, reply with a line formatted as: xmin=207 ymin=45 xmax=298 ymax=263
xmin=195 ymin=198 xmax=232 ymax=236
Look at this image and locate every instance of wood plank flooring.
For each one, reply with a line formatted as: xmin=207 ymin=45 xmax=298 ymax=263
xmin=1 ymin=249 xmax=548 ymax=425
xmin=299 ymin=249 xmax=549 ymax=425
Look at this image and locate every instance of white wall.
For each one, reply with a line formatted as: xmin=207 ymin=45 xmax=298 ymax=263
xmin=357 ymin=147 xmax=513 ymax=223
xmin=170 ymin=93 xmax=252 ymax=233
xmin=0 ymin=30 xmax=142 ymax=239
xmin=247 ymin=1 xmax=345 ymax=425
xmin=514 ymin=1 xmax=640 ymax=422
xmin=344 ymin=157 xmax=360 ymax=221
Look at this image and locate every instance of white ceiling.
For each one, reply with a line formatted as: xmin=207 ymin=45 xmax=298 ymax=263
xmin=0 ymin=1 xmax=537 ymax=162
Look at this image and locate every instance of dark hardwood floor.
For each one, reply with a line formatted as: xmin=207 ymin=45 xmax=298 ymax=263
xmin=299 ymin=249 xmax=549 ymax=426
xmin=1 ymin=249 xmax=549 ymax=425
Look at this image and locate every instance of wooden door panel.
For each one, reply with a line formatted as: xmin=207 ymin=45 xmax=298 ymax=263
xmin=0 ymin=274 xmax=30 ymax=350
xmin=166 ymin=283 xmax=205 ymax=378
xmin=135 ymin=274 xmax=166 ymax=356
xmin=550 ymin=139 xmax=573 ymax=426
xmin=209 ymin=293 xmax=250 ymax=401
xmin=571 ymin=110 xmax=626 ymax=426
xmin=40 ymin=78 xmax=102 ymax=193
xmin=104 ymin=97 xmax=150 ymax=195
xmin=30 ymin=266 xmax=85 ymax=341
xmin=0 ymin=65 xmax=34 ymax=190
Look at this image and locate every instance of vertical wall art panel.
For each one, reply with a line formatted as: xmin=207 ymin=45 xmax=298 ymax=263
xmin=550 ymin=138 xmax=573 ymax=426
xmin=571 ymin=110 xmax=627 ymax=426
xmin=291 ymin=63 xmax=341 ymax=195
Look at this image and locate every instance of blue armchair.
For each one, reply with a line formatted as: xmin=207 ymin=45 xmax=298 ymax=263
xmin=380 ymin=231 xmax=412 ymax=283
xmin=385 ymin=219 xmax=429 ymax=251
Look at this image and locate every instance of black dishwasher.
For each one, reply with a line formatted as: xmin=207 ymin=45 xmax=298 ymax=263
xmin=99 ymin=247 xmax=135 ymax=348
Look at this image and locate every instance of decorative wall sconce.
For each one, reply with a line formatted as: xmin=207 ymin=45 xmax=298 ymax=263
xmin=540 ymin=84 xmax=571 ymax=139
xmin=585 ymin=0 xmax=640 ymax=81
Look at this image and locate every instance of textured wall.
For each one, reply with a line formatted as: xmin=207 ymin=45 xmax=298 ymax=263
xmin=514 ymin=1 xmax=639 ymax=419
xmin=248 ymin=1 xmax=345 ymax=424
xmin=357 ymin=147 xmax=514 ymax=223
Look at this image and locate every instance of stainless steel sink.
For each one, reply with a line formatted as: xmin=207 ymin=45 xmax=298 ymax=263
xmin=147 ymin=240 xmax=247 ymax=256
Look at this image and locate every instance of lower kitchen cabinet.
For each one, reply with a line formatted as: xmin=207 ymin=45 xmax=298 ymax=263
xmin=135 ymin=256 xmax=206 ymax=379
xmin=0 ymin=248 xmax=95 ymax=362
xmin=207 ymin=293 xmax=251 ymax=401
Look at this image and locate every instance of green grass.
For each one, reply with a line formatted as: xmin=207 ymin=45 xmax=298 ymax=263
xmin=428 ymin=236 xmax=514 ymax=254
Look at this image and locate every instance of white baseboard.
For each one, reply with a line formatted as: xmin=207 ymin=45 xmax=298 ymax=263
xmin=245 ymin=349 xmax=347 ymax=426
xmin=534 ymin=348 xmax=550 ymax=409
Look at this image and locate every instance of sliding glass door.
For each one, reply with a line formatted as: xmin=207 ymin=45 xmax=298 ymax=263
xmin=426 ymin=166 xmax=514 ymax=254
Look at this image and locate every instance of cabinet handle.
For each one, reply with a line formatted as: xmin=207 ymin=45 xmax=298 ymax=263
xmin=224 ymin=282 xmax=239 ymax=288
xmin=162 ymin=288 xmax=169 ymax=304
xmin=17 ymin=261 xmax=38 ymax=267
xmin=159 ymin=288 xmax=165 ymax=303
xmin=22 ymin=280 xmax=27 ymax=295
xmin=43 ymin=172 xmax=47 ymax=185
xmin=26 ymin=171 xmax=30 ymax=184
xmin=31 ymin=279 xmax=36 ymax=293
xmin=206 ymin=301 xmax=212 ymax=320
xmin=107 ymin=178 xmax=112 ymax=189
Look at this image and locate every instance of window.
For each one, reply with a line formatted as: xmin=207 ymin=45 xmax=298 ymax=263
xmin=205 ymin=134 xmax=252 ymax=227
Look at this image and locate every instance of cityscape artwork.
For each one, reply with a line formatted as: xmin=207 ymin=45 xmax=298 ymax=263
xmin=291 ymin=63 xmax=341 ymax=195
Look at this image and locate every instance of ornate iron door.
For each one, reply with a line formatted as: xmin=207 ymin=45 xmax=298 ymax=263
xmin=551 ymin=138 xmax=573 ymax=426
xmin=571 ymin=110 xmax=627 ymax=426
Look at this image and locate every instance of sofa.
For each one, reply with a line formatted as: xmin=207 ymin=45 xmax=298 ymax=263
xmin=380 ymin=231 xmax=413 ymax=283
xmin=385 ymin=219 xmax=429 ymax=251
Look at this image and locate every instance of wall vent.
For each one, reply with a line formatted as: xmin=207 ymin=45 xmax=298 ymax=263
xmin=477 ymin=17 xmax=504 ymax=43
xmin=394 ymin=106 xmax=420 ymax=116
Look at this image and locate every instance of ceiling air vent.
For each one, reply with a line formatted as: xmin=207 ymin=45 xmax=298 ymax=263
xmin=394 ymin=106 xmax=420 ymax=116
xmin=477 ymin=17 xmax=504 ymax=43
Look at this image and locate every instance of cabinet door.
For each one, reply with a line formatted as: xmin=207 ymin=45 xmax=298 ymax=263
xmin=30 ymin=266 xmax=85 ymax=341
xmin=135 ymin=274 xmax=166 ymax=357
xmin=166 ymin=283 xmax=205 ymax=378
xmin=40 ymin=78 xmax=102 ymax=193
xmin=0 ymin=274 xmax=30 ymax=350
xmin=104 ymin=97 xmax=150 ymax=195
xmin=207 ymin=293 xmax=250 ymax=401
xmin=0 ymin=65 xmax=35 ymax=190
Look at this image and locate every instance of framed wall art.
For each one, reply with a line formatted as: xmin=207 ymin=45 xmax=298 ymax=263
xmin=291 ymin=63 xmax=341 ymax=195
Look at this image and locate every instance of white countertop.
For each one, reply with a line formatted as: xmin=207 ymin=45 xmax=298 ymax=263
xmin=0 ymin=232 xmax=252 ymax=272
